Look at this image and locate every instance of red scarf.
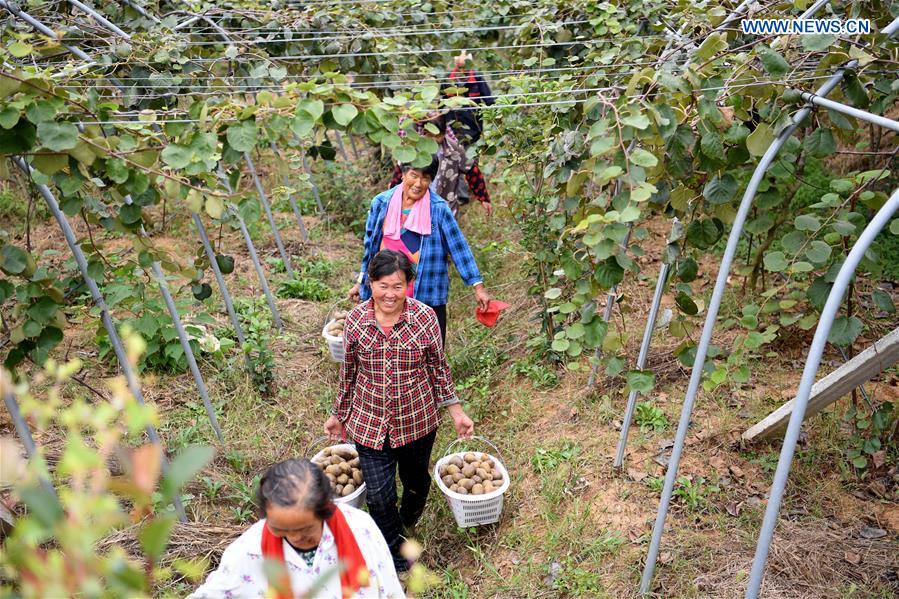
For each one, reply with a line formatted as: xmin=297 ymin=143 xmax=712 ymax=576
xmin=260 ymin=503 xmax=369 ymax=599
xmin=448 ymin=67 xmax=480 ymax=98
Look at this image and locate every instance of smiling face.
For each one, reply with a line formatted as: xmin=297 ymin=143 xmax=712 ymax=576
xmin=371 ymin=270 xmax=408 ymax=317
xmin=265 ymin=503 xmax=323 ymax=551
xmin=402 ymin=168 xmax=432 ymax=202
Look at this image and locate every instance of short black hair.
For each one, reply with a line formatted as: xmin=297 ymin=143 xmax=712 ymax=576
xmin=368 ymin=249 xmax=415 ymax=284
xmin=256 ymin=459 xmax=335 ymax=521
xmin=400 ymin=154 xmax=439 ymax=180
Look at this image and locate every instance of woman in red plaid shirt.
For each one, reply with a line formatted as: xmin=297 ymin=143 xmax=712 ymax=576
xmin=324 ymin=250 xmax=474 ymax=573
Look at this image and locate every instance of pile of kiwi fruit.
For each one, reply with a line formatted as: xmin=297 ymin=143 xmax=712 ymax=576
xmin=438 ymin=452 xmax=504 ymax=496
xmin=314 ymin=446 xmax=363 ymax=498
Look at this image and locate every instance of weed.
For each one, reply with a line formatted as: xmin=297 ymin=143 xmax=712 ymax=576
xmin=225 ymin=449 xmax=249 ymax=474
xmin=277 ymin=276 xmax=332 ymax=301
xmin=842 ymin=401 xmax=895 ymax=478
xmin=672 ymin=476 xmax=720 ymax=512
xmin=532 ymin=439 xmax=580 ymax=474
xmin=265 ymin=256 xmax=286 ymax=274
xmin=201 ymin=476 xmax=224 ymax=501
xmin=645 ymin=476 xmax=664 ymax=494
xmin=234 ymin=298 xmax=276 ymax=395
xmin=230 ymin=505 xmax=255 ymax=524
xmin=745 ymin=451 xmax=779 ymax=474
xmin=634 ymin=402 xmax=669 ymax=433
xmin=512 ymin=358 xmax=559 ymax=389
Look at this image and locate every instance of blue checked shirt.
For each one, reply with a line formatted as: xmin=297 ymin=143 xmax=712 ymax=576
xmin=358 ymin=186 xmax=482 ymax=306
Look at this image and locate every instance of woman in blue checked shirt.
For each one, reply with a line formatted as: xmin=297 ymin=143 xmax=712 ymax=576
xmin=347 ymin=156 xmax=491 ymax=345
xmin=326 ymin=250 xmax=475 ymax=573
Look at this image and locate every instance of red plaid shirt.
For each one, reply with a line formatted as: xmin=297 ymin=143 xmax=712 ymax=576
xmin=334 ymin=298 xmax=459 ymax=449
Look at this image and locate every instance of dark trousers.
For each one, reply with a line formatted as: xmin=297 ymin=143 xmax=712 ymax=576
xmin=426 ymin=303 xmax=447 ymax=347
xmin=356 ymin=430 xmax=437 ymax=570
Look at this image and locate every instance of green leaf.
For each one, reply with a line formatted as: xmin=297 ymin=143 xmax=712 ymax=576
xmin=621 ymin=114 xmax=650 ymax=130
xmin=393 ymin=146 xmax=416 ymax=163
xmin=1 ymin=244 xmax=31 ymax=275
xmin=140 ymin=516 xmax=176 ymax=561
xmin=31 ymin=153 xmax=68 ymax=176
xmin=851 ymin=456 xmax=868 ymax=469
xmin=807 ymin=276 xmax=831 ymax=311
xmin=544 ymin=287 xmax=562 ymax=300
xmin=745 ymin=123 xmax=774 ymax=157
xmin=298 ymin=98 xmax=325 ymax=121
xmin=205 ymin=196 xmax=223 ymax=219
xmin=160 ymin=445 xmax=215 ymax=499
xmin=841 ymin=72 xmax=869 ymax=109
xmin=551 ymin=338 xmax=570 ymax=352
xmin=629 ymin=148 xmax=658 ymax=168
xmin=27 ymin=297 xmax=57 ymax=324
xmin=589 ymin=136 xmax=615 ymax=157
xmin=828 ymin=316 xmax=863 ymax=347
xmin=694 ymin=33 xmax=727 ymax=62
xmin=0 ymin=280 xmax=13 ymax=303
xmin=119 ymin=204 xmax=142 ymax=225
xmin=160 ymin=143 xmax=192 ymax=169
xmin=675 ymin=291 xmax=698 ymax=315
xmin=763 ymin=251 xmax=788 ymax=272
xmin=583 ymin=319 xmax=608 ymax=347
xmin=226 ymin=120 xmax=257 ymax=152
xmin=804 ymin=128 xmax=836 ymax=158
xmin=703 ymin=174 xmax=738 ymax=205
xmin=331 ymin=104 xmax=358 ymax=127
xmin=37 ymin=121 xmax=78 ymax=151
xmin=619 ymin=205 xmax=641 ymax=223
xmin=890 ymin=219 xmax=899 ymax=235
xmin=794 ymin=214 xmax=820 ymax=231
xmin=677 ymin=258 xmax=698 ymax=282
xmin=8 ymin=41 xmax=33 ymax=58
xmin=686 ymin=219 xmax=722 ymax=249
xmin=805 ymin=240 xmax=831 ymax=264
xmin=595 ymin=257 xmax=624 ymax=289
xmin=0 ymin=120 xmax=35 ymax=153
xmin=756 ymin=45 xmax=789 ymax=76
xmin=18 ymin=485 xmax=63 ymax=528
xmin=626 ymin=370 xmax=656 ymax=394
xmin=291 ymin=111 xmax=316 ymax=138
xmin=801 ymin=34 xmax=837 ymax=51
xmin=872 ymin=289 xmax=895 ymax=314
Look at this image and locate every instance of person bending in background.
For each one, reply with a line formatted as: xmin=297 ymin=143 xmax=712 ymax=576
xmin=441 ymin=50 xmax=494 ymax=147
xmin=388 ymin=114 xmax=492 ymax=217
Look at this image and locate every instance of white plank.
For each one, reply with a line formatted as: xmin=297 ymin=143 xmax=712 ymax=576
xmin=743 ymin=326 xmax=899 ymax=442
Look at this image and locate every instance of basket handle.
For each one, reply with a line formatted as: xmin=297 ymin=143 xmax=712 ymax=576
xmin=323 ymin=298 xmax=350 ymax=328
xmin=305 ymin=435 xmax=337 ymax=458
xmin=441 ymin=435 xmax=504 ymax=464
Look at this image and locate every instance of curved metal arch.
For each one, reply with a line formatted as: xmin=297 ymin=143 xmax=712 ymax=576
xmin=746 ymin=187 xmax=899 ymax=597
xmin=640 ymin=12 xmax=899 ymax=593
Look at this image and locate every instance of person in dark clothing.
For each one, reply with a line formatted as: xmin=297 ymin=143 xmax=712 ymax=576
xmin=441 ymin=51 xmax=494 ymax=147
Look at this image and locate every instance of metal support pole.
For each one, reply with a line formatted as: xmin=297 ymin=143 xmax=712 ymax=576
xmin=217 ymin=171 xmax=283 ymax=331
xmin=231 ymin=207 xmax=284 ymax=332
xmin=66 ymin=0 xmax=131 ymax=38
xmin=192 ymin=213 xmax=251 ymax=370
xmin=613 ymin=259 xmax=671 ymax=469
xmin=746 ymin=188 xmax=899 ymax=597
xmin=639 ymin=63 xmax=864 ymax=594
xmin=301 ymin=147 xmax=325 ymax=214
xmin=118 ymin=0 xmax=161 ymax=23
xmin=332 ymin=130 xmax=350 ymax=162
xmin=148 ymin=261 xmax=224 ymax=442
xmin=243 ymin=152 xmax=296 ymax=279
xmin=269 ymin=143 xmax=309 ymax=243
xmin=797 ymin=91 xmax=899 ymax=133
xmin=347 ymin=132 xmax=360 ymax=160
xmin=12 ymin=157 xmax=187 ymax=521
xmin=2 ymin=383 xmax=58 ymax=498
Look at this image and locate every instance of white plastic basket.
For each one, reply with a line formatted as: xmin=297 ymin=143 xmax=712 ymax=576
xmin=310 ymin=440 xmax=366 ymax=508
xmin=433 ymin=437 xmax=510 ymax=527
xmin=322 ymin=320 xmax=344 ymax=362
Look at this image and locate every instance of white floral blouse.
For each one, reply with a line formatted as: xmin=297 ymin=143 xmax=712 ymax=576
xmin=188 ymin=504 xmax=405 ymax=598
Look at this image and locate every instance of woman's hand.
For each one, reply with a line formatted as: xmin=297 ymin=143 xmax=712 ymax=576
xmin=348 ymin=283 xmax=361 ymax=303
xmin=482 ymin=202 xmax=493 ymax=218
xmin=324 ymin=415 xmax=346 ymax=442
xmin=473 ymin=284 xmax=491 ymax=312
xmin=447 ymin=404 xmax=474 ymax=439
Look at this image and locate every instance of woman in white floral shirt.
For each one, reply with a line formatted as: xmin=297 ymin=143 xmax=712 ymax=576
xmin=188 ymin=459 xmax=404 ymax=599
